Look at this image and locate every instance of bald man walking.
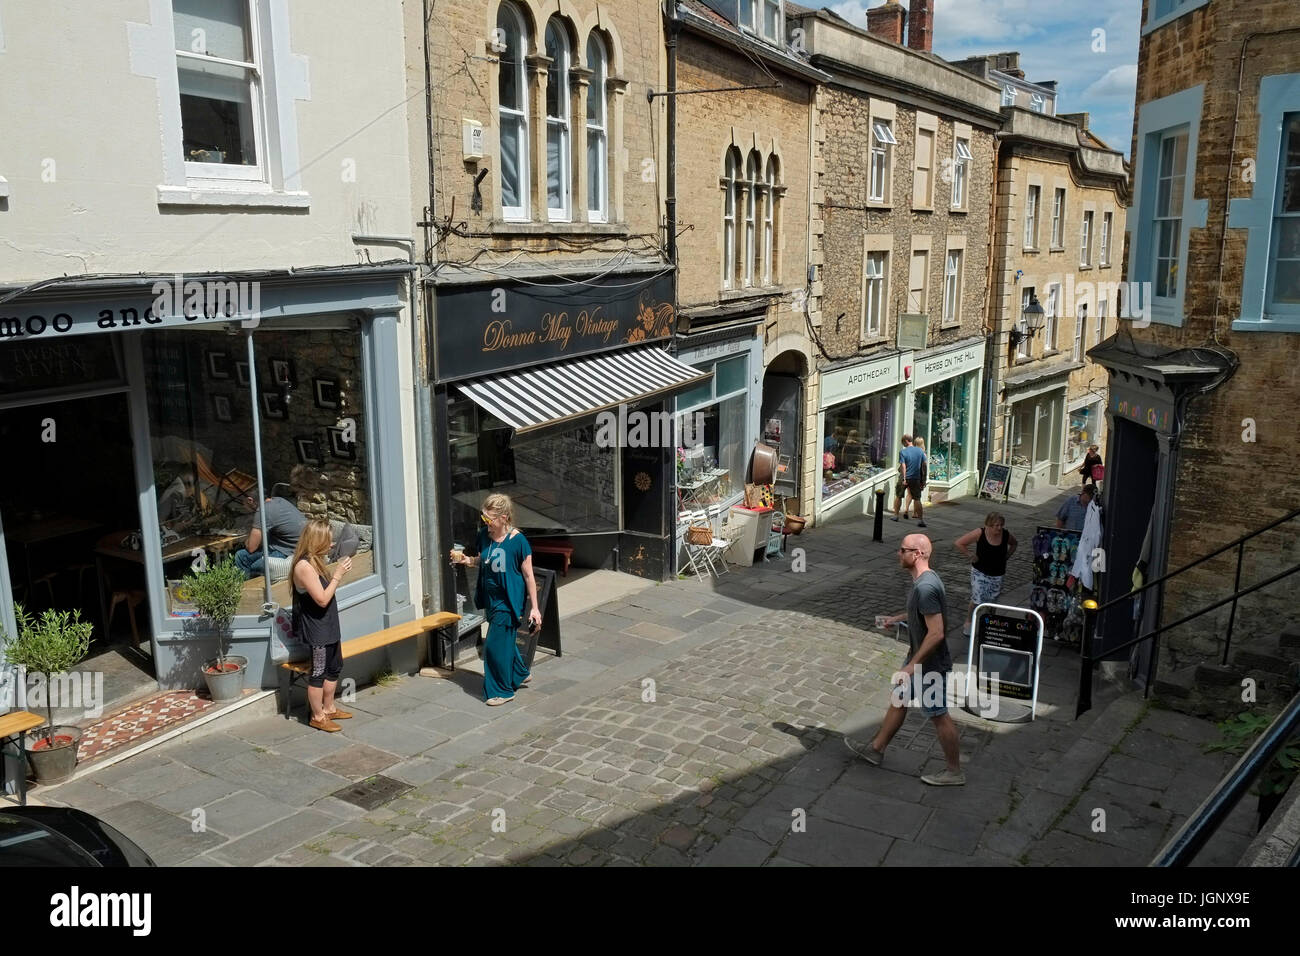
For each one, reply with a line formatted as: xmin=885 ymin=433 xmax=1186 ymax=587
xmin=846 ymin=533 xmax=966 ymax=786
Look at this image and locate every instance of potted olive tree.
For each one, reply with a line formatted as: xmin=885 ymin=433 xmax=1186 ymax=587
xmin=2 ymin=604 xmax=94 ymax=785
xmin=182 ymin=557 xmax=248 ymax=701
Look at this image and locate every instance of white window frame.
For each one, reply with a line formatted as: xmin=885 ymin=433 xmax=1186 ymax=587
xmin=1025 ymin=185 xmax=1040 ymax=249
xmin=1073 ymin=304 xmax=1087 ymax=361
xmin=545 ymin=19 xmax=572 ymax=222
xmin=1003 ymin=85 xmax=1017 ymax=107
xmin=496 ymin=2 xmax=530 ymax=222
xmin=1080 ymin=210 xmax=1094 ymax=266
xmin=1096 ymin=299 xmax=1107 ymax=344
xmin=952 ymin=138 xmax=972 ymax=210
xmin=1045 ymin=284 xmax=1060 ymax=350
xmin=863 ymin=250 xmax=887 ymax=338
xmin=908 ymin=249 xmax=929 ymax=314
xmin=739 ymin=0 xmax=756 ymax=32
xmin=1017 ymin=288 xmax=1034 ymax=360
xmin=1030 ymin=93 xmax=1046 ymax=114
xmin=722 ymin=149 xmax=740 ymax=290
xmin=763 ymin=156 xmax=779 ymax=285
xmin=743 ymin=151 xmax=760 ymax=288
xmin=761 ymin=0 xmax=782 ymax=44
xmin=943 ymin=250 xmax=962 ymax=326
xmin=914 ymin=127 xmax=935 ymax=209
xmin=870 ymin=120 xmax=895 ymax=204
xmin=174 ymin=0 xmax=266 ymax=185
xmin=1100 ymin=211 xmax=1112 ymax=266
xmin=1154 ymin=129 xmax=1189 ymax=301
xmin=585 ymin=34 xmax=608 ymax=224
xmin=1051 ymin=187 xmax=1066 ymax=248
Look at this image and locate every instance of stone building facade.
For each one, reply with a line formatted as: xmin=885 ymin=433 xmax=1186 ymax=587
xmin=1089 ymin=0 xmax=1300 ymax=713
xmin=792 ymin=6 xmax=1001 ymax=519
xmin=985 ymin=104 xmax=1129 ymax=496
xmin=670 ymin=1 xmax=827 ymax=525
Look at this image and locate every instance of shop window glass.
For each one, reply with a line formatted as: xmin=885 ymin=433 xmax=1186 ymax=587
xmin=447 ymin=396 xmax=618 ymax=555
xmin=144 ymin=325 xmax=374 ymax=619
xmin=714 ymin=355 xmax=747 ymax=397
xmin=676 ymin=355 xmax=749 ymax=505
xmin=0 ymin=336 xmax=122 ymax=397
xmin=912 ymin=373 xmax=973 ymax=483
xmin=1068 ymin=403 xmax=1101 ymax=464
xmin=820 ymin=390 xmax=898 ymax=501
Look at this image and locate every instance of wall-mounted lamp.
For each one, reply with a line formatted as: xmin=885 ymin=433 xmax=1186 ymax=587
xmin=1008 ymin=293 xmax=1047 ymax=349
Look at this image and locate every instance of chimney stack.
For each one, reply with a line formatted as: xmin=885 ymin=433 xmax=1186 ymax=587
xmin=907 ymin=0 xmax=933 ymax=53
xmin=866 ymin=0 xmax=906 ymax=45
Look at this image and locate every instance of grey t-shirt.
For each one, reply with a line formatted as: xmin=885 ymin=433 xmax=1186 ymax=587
xmin=258 ymin=497 xmax=307 ymax=555
xmin=907 ymin=569 xmax=951 ymax=673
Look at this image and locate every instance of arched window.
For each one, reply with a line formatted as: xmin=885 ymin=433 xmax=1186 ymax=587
xmin=764 ymin=155 xmax=780 ymax=285
xmin=496 ymin=3 xmax=528 ymax=220
xmin=723 ymin=148 xmax=741 ymax=289
xmin=744 ymin=151 xmax=760 ymax=287
xmin=586 ymin=34 xmax=608 ymax=223
xmin=545 ymin=18 xmax=571 ymax=221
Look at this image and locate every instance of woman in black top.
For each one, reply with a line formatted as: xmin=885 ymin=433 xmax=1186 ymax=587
xmin=1078 ymin=445 xmax=1103 ymax=488
xmin=955 ymin=512 xmax=1017 ymax=636
xmin=291 ymin=518 xmax=352 ymax=733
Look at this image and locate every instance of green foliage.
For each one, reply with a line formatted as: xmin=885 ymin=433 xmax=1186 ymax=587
xmin=1206 ymin=711 xmax=1300 ymax=797
xmin=3 ymin=603 xmax=93 ymax=677
xmin=182 ymin=557 xmax=244 ymax=631
xmin=182 ymin=557 xmax=245 ymax=666
xmin=2 ymin=603 xmax=94 ymax=741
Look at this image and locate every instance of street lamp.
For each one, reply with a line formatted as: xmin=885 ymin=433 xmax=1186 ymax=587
xmin=1009 ymin=293 xmax=1047 ymax=350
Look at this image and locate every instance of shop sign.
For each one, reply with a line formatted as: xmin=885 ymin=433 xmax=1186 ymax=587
xmin=434 ymin=271 xmax=675 ymax=382
xmin=819 ymin=354 xmax=901 ymax=409
xmin=912 ymin=341 xmax=984 ymax=388
xmin=1111 ymin=389 xmax=1173 ymax=433
xmin=963 ymin=602 xmax=1044 ymax=723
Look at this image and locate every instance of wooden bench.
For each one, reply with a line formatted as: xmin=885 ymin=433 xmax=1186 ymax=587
xmin=279 ymin=612 xmax=461 ymax=720
xmin=529 ymin=539 xmax=574 ymax=577
xmin=0 ymin=711 xmax=46 ymax=805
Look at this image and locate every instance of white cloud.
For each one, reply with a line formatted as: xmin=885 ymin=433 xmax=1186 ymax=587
xmin=1083 ymin=63 xmax=1139 ymax=100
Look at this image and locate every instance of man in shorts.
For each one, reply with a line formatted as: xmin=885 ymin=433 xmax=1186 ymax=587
xmin=891 ymin=435 xmax=914 ymax=521
xmin=845 ymin=533 xmax=966 ymax=786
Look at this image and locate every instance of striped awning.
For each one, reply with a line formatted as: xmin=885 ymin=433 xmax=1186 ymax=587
xmin=455 ymin=346 xmax=713 ymax=434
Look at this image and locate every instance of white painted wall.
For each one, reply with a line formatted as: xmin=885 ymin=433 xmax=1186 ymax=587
xmin=0 ymin=0 xmax=413 ymax=280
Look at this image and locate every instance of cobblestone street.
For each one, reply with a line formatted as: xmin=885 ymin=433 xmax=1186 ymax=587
xmin=36 ymin=491 xmax=1259 ymax=866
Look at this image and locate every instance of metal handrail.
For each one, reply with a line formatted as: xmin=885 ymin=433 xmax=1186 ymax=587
xmin=1152 ymin=690 xmax=1300 ymax=866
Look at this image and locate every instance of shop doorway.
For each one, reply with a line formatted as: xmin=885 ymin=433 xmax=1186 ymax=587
xmin=762 ymin=351 xmax=806 ymax=509
xmin=1096 ymin=417 xmax=1159 ymax=660
xmin=1 ymin=392 xmax=155 ymax=709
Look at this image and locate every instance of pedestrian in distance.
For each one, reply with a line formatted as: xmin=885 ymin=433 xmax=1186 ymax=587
xmin=955 ymin=512 xmax=1017 ymax=636
xmin=291 ymin=518 xmax=353 ymax=733
xmin=450 ymin=493 xmax=541 ymax=706
xmin=909 ymin=437 xmax=928 ymax=519
xmin=890 ymin=435 xmax=914 ymax=522
xmin=846 ymin=534 xmax=966 ymax=786
xmin=1078 ymin=444 xmax=1103 ymax=489
xmin=1055 ymin=485 xmax=1094 ymax=533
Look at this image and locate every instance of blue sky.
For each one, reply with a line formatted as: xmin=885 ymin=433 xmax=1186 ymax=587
xmin=825 ymin=0 xmax=1141 ymax=158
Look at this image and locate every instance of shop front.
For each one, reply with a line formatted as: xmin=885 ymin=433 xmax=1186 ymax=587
xmin=672 ymin=322 xmax=762 ymax=560
xmin=1001 ymin=364 xmax=1080 ymax=493
xmin=909 ymin=337 xmax=984 ymax=502
xmin=1066 ymin=396 xmax=1105 ymax=476
xmin=816 ymin=352 xmax=909 ymax=524
xmin=0 ymin=267 xmax=421 ymax=707
xmin=430 ymin=265 xmax=707 ymax=620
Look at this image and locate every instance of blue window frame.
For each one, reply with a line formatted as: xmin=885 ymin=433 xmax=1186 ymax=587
xmin=1229 ymin=74 xmax=1300 ymax=330
xmin=1142 ymin=0 xmax=1210 ymax=36
xmin=1129 ymin=86 xmax=1209 ymax=327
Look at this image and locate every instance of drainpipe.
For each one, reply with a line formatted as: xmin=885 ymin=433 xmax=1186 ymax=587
xmin=982 ymin=131 xmax=1008 ymax=477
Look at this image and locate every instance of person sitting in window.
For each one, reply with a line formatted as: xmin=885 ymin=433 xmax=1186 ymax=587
xmin=824 ymin=425 xmax=846 ymax=460
xmin=233 ymin=489 xmax=307 ymax=580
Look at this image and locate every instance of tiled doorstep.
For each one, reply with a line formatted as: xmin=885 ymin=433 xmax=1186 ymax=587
xmin=59 ymin=690 xmax=279 ymax=787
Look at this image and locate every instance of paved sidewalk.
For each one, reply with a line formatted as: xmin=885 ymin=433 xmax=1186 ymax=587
xmin=32 ymin=487 xmax=1256 ymax=866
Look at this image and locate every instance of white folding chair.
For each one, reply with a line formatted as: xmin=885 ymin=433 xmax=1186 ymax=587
xmin=678 ymin=512 xmax=715 ymax=579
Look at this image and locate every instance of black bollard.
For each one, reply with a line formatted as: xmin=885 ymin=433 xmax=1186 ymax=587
xmin=873 ymin=488 xmax=886 ymax=542
xmin=1075 ymin=598 xmax=1099 ymax=719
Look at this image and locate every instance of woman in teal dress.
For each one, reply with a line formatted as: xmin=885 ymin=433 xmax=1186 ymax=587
xmin=450 ymin=493 xmax=541 ymax=705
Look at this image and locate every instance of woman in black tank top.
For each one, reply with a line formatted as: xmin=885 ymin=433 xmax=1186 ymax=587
xmin=954 ymin=513 xmax=1018 ymax=636
xmin=291 ymin=518 xmax=352 ymax=732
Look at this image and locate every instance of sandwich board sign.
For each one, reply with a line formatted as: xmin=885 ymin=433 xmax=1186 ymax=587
xmin=963 ymin=603 xmax=1044 ymax=724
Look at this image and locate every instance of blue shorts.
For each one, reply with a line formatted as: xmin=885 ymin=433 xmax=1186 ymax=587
xmin=895 ymin=663 xmax=950 ymax=718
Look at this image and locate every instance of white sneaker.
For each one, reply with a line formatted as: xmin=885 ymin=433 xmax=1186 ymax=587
xmin=921 ymin=768 xmax=966 ymax=786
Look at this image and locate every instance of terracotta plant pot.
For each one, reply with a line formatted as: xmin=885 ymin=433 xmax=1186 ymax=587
xmin=783 ymin=515 xmax=807 ymax=535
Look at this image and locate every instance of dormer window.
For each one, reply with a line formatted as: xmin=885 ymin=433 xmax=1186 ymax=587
xmin=737 ymin=0 xmax=782 ymax=45
xmin=1003 ymin=85 xmax=1017 ymax=107
xmin=1030 ymin=93 xmax=1046 ymax=114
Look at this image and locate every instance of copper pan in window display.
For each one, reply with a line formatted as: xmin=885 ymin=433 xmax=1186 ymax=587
xmin=750 ymin=442 xmax=778 ymax=485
